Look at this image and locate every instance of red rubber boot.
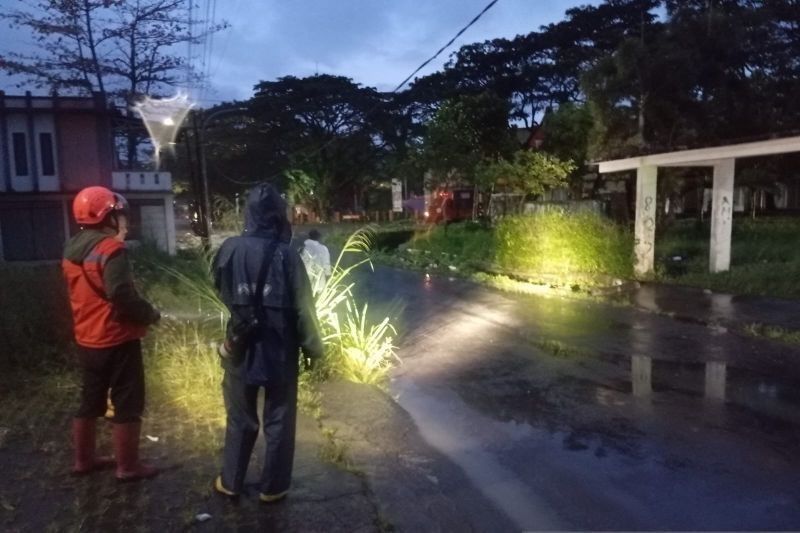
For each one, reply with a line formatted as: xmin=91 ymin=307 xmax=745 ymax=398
xmin=112 ymin=422 xmax=159 ymax=482
xmin=72 ymin=418 xmax=114 ymax=476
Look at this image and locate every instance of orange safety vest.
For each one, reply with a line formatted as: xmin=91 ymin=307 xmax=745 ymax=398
xmin=62 ymin=238 xmax=148 ymax=348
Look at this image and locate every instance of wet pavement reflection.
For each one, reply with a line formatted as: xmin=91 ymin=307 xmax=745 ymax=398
xmin=353 ymin=266 xmax=800 ymax=531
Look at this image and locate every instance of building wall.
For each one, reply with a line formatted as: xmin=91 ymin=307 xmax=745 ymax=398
xmin=57 ymin=113 xmax=111 ymax=191
xmin=0 ymin=92 xmax=113 ymax=194
xmin=0 ymin=193 xmax=175 ymax=260
xmin=0 ymin=93 xmax=175 ymax=261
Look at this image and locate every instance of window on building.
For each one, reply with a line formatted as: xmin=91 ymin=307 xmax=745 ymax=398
xmin=39 ymin=133 xmax=55 ymax=176
xmin=12 ymin=132 xmax=28 ymax=176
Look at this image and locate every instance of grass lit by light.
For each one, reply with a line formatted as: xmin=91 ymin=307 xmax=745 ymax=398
xmin=146 ymin=320 xmax=226 ymax=448
xmin=307 ymin=226 xmax=400 ymax=386
xmin=148 ymin=226 xmax=401 ymax=389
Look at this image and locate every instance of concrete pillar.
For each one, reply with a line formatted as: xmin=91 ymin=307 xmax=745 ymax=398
xmin=634 ymin=165 xmax=658 ymax=276
xmin=709 ymin=159 xmax=735 ymax=273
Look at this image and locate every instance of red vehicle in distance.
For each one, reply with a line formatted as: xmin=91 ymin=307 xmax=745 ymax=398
xmin=425 ymin=188 xmax=477 ymax=224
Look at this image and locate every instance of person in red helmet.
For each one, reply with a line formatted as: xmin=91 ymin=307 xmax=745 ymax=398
xmin=62 ymin=186 xmax=161 ymax=481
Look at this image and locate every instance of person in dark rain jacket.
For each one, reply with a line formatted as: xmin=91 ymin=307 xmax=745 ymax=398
xmin=212 ymin=183 xmax=324 ymax=503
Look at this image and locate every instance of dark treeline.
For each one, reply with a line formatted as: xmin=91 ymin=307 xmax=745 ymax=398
xmin=194 ymin=0 xmax=800 ymax=213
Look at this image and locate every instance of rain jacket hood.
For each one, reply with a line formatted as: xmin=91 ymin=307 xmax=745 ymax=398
xmin=243 ymin=183 xmax=292 ymax=242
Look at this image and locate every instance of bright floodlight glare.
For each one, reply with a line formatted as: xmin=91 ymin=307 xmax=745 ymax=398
xmin=133 ymin=91 xmax=194 ymax=168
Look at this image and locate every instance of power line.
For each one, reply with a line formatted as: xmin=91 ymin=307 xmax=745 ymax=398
xmin=206 ymin=0 xmax=218 ymax=81
xmin=199 ymin=0 xmax=214 ymax=100
xmin=186 ymin=0 xmax=194 ymax=87
xmin=393 ymin=0 xmax=501 ymax=93
xmin=209 ymin=0 xmax=239 ymax=80
xmin=212 ymin=0 xmax=503 ymax=186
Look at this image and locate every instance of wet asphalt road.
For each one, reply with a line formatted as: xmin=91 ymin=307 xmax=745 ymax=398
xmin=352 ymin=266 xmax=800 ymax=531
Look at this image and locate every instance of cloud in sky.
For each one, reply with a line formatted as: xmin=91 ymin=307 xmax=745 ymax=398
xmin=0 ymin=0 xmax=600 ymax=104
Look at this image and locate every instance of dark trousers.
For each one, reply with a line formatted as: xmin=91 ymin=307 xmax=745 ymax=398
xmin=75 ymin=339 xmax=145 ymax=424
xmin=220 ymin=370 xmax=297 ymax=495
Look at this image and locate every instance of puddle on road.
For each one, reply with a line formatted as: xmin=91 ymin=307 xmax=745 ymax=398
xmin=629 ymin=355 xmax=800 ymax=425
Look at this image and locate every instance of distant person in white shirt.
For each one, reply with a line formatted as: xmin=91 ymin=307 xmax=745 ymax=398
xmin=301 ymin=229 xmax=331 ymax=294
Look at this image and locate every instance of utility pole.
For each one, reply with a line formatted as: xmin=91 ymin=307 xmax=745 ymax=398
xmin=192 ymin=106 xmax=248 ymax=250
xmin=191 ymin=111 xmax=212 ymax=250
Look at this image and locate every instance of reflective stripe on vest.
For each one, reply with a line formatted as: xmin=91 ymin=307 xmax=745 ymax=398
xmin=62 ymin=238 xmax=148 ymax=348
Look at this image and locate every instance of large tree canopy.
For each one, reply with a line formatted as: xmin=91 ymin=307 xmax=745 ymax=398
xmin=178 ymin=0 xmax=800 ymax=214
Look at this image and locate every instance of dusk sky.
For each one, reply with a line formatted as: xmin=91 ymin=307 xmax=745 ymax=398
xmin=0 ymin=1 xmax=602 ymax=105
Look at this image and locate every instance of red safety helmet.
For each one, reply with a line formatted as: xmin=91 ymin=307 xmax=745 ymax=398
xmin=72 ymin=186 xmax=129 ymax=225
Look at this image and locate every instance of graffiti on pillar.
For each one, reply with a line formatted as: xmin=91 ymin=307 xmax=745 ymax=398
xmin=717 ymin=195 xmax=732 ymax=225
xmin=636 ymin=195 xmax=655 ymax=269
xmin=634 ymin=237 xmax=654 ymax=267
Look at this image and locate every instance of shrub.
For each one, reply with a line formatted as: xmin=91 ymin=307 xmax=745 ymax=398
xmin=495 ymin=211 xmax=633 ymax=279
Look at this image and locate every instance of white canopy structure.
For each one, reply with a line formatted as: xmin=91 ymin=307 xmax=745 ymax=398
xmin=597 ymin=136 xmax=800 ymax=275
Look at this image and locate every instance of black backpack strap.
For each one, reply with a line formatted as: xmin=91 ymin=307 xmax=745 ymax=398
xmin=253 ymin=240 xmax=281 ymax=309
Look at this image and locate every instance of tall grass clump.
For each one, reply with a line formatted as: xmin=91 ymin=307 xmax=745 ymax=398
xmin=132 ymin=244 xmax=226 ymax=317
xmin=309 ymin=226 xmax=400 ymax=386
xmin=495 ymin=211 xmax=633 ymax=279
xmin=334 ymin=300 xmax=397 ymax=384
xmin=146 ymin=320 xmax=225 ymax=422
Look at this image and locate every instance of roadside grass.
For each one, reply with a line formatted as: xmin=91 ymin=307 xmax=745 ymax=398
xmin=374 ymin=215 xmax=800 ymax=300
xmin=742 ymin=322 xmax=800 ymax=345
xmin=495 ymin=211 xmax=633 ymax=280
xmin=656 ymin=217 xmax=800 ymax=298
xmin=405 ymin=221 xmax=495 ymax=266
xmin=146 ymin=320 xmax=226 ymax=449
xmin=375 ymin=214 xmax=634 ymax=298
xmin=305 ymin=227 xmax=400 ymax=388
